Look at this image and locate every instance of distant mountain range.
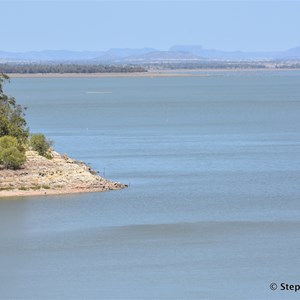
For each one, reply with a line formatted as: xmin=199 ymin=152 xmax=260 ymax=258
xmin=1 ymin=45 xmax=300 ymax=63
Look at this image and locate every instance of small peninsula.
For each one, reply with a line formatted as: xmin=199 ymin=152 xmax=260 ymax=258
xmin=0 ymin=73 xmax=127 ymax=198
xmin=0 ymin=150 xmax=127 ymax=198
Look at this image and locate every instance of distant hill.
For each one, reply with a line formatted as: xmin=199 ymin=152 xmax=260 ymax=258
xmin=93 ymin=48 xmax=157 ymax=61
xmin=280 ymin=46 xmax=300 ymax=59
xmin=1 ymin=45 xmax=300 ymax=63
xmin=122 ymin=50 xmax=202 ymax=63
xmin=169 ymin=45 xmax=294 ymax=60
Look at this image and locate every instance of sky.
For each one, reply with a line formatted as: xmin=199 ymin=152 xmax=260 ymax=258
xmin=1 ymin=0 xmax=300 ymax=52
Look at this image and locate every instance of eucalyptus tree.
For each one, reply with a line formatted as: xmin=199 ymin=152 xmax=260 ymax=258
xmin=0 ymin=73 xmax=29 ymax=143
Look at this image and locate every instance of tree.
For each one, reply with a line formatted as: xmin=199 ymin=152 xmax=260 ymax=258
xmin=0 ymin=136 xmax=26 ymax=169
xmin=0 ymin=74 xmax=53 ymax=170
xmin=0 ymin=73 xmax=29 ymax=143
xmin=30 ymin=133 xmax=53 ymax=158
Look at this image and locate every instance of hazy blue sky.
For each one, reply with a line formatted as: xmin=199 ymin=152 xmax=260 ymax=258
xmin=1 ymin=0 xmax=299 ymax=52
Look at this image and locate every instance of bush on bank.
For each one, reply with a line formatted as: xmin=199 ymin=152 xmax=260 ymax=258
xmin=29 ymin=133 xmax=53 ymax=158
xmin=0 ymin=136 xmax=26 ymax=169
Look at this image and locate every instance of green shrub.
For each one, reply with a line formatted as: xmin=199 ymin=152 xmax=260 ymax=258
xmin=0 ymin=136 xmax=26 ymax=169
xmin=30 ymin=134 xmax=53 ymax=158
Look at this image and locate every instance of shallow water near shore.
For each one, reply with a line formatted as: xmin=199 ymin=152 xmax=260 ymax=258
xmin=1 ymin=71 xmax=300 ymax=299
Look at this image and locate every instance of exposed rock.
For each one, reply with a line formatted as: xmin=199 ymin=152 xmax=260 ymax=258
xmin=0 ymin=150 xmax=127 ymax=198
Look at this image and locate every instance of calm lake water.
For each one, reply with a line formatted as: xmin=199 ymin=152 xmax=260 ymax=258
xmin=1 ymin=71 xmax=300 ymax=299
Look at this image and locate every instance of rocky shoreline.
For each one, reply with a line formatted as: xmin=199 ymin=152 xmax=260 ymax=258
xmin=0 ymin=150 xmax=127 ymax=198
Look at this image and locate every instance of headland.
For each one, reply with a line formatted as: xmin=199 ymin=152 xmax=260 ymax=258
xmin=0 ymin=150 xmax=127 ymax=198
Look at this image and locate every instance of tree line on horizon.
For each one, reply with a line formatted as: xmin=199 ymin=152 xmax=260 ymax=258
xmin=0 ymin=64 xmax=147 ymax=74
xmin=1 ymin=61 xmax=300 ymax=74
xmin=145 ymin=61 xmax=300 ymax=70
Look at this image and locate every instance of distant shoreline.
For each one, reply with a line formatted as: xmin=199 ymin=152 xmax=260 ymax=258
xmin=7 ymin=68 xmax=300 ymax=78
xmin=8 ymin=72 xmax=208 ymax=78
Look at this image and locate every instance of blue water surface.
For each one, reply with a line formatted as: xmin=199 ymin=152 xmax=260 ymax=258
xmin=1 ymin=71 xmax=300 ymax=299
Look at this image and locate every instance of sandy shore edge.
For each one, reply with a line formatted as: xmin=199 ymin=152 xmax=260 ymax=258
xmin=0 ymin=186 xmax=125 ymax=199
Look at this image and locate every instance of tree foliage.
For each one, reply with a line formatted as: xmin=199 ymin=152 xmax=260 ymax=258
xmin=0 ymin=136 xmax=26 ymax=169
xmin=30 ymin=133 xmax=53 ymax=158
xmin=0 ymin=64 xmax=147 ymax=74
xmin=0 ymin=74 xmax=56 ymax=170
xmin=0 ymin=73 xmax=29 ymax=143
